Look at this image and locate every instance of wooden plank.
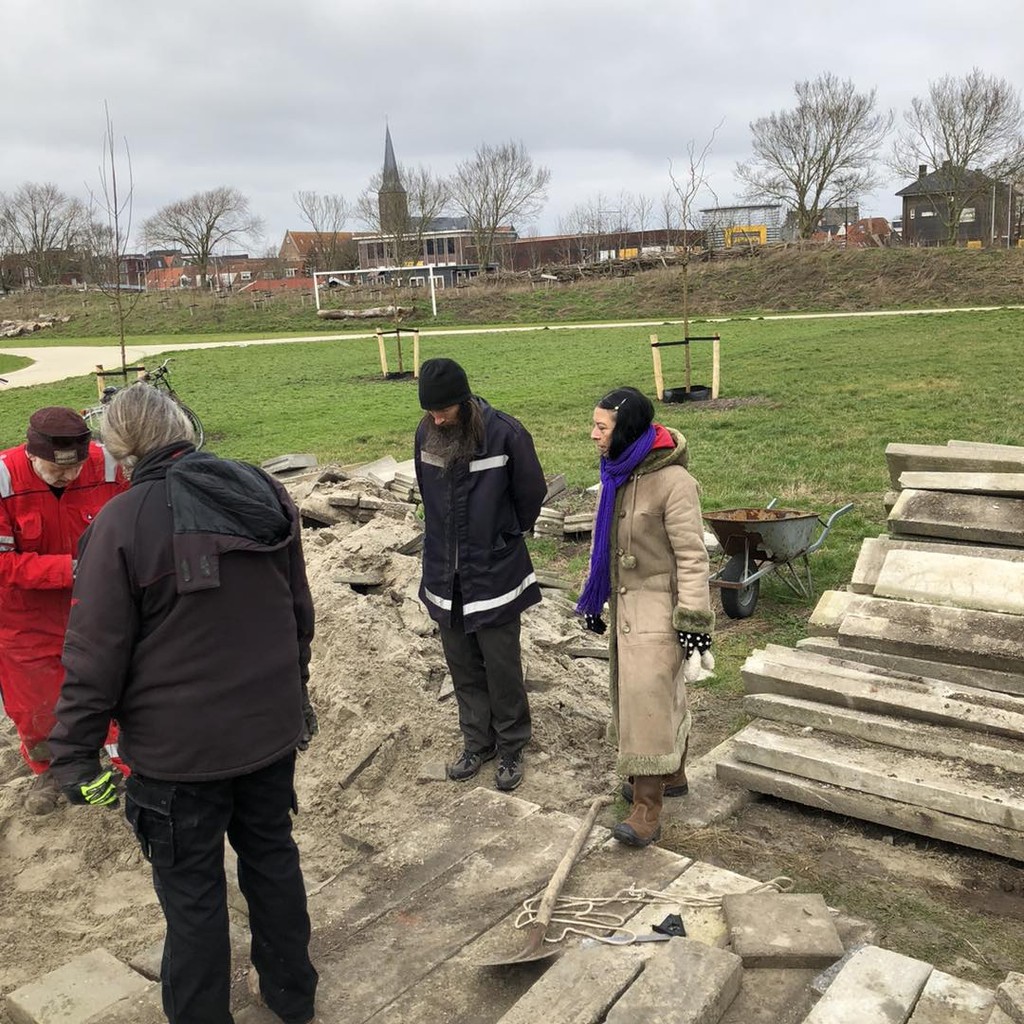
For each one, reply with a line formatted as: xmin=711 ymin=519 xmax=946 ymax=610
xmin=743 ymin=692 xmax=1024 ymax=775
xmin=732 ymin=720 xmax=1024 ymax=831
xmin=743 ymin=647 xmax=1024 ymax=739
xmin=875 ymin=548 xmax=1024 ymax=615
xmin=795 ymin=637 xmax=1024 ymax=697
xmin=716 ymin=759 xmax=1024 ymax=861
xmin=889 ymin=489 xmax=1024 ymax=548
xmin=899 ymin=471 xmax=1024 ymax=498
xmin=885 ymin=441 xmax=1024 ymax=488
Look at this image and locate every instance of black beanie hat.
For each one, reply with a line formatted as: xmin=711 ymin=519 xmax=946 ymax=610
xmin=419 ymin=358 xmax=471 ymax=410
xmin=26 ymin=406 xmax=91 ymax=465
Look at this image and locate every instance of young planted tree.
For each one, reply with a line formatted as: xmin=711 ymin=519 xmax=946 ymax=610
xmin=737 ymin=73 xmax=891 ymax=238
xmin=142 ymin=187 xmax=263 ymax=286
xmin=893 ymin=68 xmax=1024 ymax=245
xmin=450 ymin=140 xmax=550 ymax=273
xmin=0 ymin=182 xmax=86 ymax=286
xmin=293 ymin=191 xmax=356 ymax=272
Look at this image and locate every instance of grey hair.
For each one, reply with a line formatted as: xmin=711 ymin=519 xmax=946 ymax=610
xmin=101 ymin=382 xmax=195 ymax=469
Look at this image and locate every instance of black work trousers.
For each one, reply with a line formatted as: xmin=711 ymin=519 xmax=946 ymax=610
xmin=438 ymin=589 xmax=532 ymax=756
xmin=125 ymin=752 xmax=318 ymax=1024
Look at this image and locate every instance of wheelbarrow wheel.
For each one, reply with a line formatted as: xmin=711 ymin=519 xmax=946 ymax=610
xmin=719 ymin=554 xmax=759 ymax=619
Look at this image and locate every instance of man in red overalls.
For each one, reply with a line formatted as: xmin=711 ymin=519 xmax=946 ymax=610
xmin=0 ymin=407 xmax=127 ymax=814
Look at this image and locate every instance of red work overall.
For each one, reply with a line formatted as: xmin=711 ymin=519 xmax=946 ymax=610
xmin=0 ymin=443 xmax=127 ymax=774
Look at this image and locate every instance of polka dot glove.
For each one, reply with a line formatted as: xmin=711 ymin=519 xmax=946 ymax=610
xmin=583 ymin=614 xmax=607 ymax=635
xmin=678 ymin=632 xmax=712 ymax=658
xmin=679 ymin=632 xmax=715 ymax=682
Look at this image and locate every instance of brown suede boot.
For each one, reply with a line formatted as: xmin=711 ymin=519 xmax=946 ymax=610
xmin=612 ymin=775 xmax=664 ymax=847
xmin=621 ymin=740 xmax=689 ymax=801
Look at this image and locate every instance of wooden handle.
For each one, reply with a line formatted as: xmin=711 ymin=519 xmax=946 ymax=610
xmin=534 ymin=795 xmax=613 ymax=930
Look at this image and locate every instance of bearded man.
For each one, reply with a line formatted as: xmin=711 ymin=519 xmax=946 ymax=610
xmin=414 ymin=358 xmax=546 ymax=792
xmin=0 ymin=406 xmax=127 ymax=814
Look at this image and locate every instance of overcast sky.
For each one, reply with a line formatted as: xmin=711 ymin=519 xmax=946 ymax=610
xmin=3 ymin=0 xmax=1023 ymax=253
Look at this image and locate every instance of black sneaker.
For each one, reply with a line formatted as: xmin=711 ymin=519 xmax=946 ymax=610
xmin=495 ymin=751 xmax=524 ymax=792
xmin=447 ymin=747 xmax=497 ymax=782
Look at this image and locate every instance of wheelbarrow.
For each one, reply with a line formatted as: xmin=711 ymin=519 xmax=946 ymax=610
xmin=705 ymin=499 xmax=853 ymax=619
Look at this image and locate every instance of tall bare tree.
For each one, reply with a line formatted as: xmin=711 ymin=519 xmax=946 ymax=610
xmin=893 ymin=68 xmax=1024 ymax=244
xmin=737 ymin=73 xmax=892 ymax=238
xmin=356 ymin=163 xmax=450 ymax=266
xmin=0 ymin=181 xmax=87 ymax=285
xmin=450 ymin=140 xmax=551 ymax=273
xmin=293 ymin=190 xmax=356 ymax=271
xmin=142 ymin=187 xmax=263 ymax=286
xmin=84 ymin=104 xmax=141 ymax=373
xmin=632 ymin=193 xmax=656 ymax=251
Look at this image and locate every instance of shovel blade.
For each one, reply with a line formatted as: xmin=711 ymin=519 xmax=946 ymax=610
xmin=475 ymin=922 xmax=560 ymax=967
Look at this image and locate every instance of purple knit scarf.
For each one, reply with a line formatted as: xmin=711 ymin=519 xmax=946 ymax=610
xmin=576 ymin=424 xmax=657 ymax=617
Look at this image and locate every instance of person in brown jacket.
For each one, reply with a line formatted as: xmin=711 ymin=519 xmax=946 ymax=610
xmin=577 ymin=387 xmax=714 ymax=847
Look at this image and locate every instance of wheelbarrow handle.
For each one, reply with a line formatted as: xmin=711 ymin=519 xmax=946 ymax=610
xmin=804 ymin=502 xmax=854 ymax=556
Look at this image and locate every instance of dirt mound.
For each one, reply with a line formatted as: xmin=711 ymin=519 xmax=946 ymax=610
xmin=0 ymin=479 xmax=613 ymax=1002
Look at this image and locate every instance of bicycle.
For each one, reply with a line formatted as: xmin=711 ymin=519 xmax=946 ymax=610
xmin=83 ymin=358 xmax=205 ymax=449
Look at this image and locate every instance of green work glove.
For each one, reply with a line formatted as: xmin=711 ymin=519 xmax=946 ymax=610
xmin=64 ymin=769 xmax=120 ymax=808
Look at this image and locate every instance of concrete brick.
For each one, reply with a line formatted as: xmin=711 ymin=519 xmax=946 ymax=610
xmin=996 ymin=972 xmax=1024 ymax=1023
xmin=5 ymin=949 xmax=150 ymax=1024
xmin=722 ymin=893 xmax=844 ymax=968
xmin=605 ymin=938 xmax=743 ymax=1024
xmin=800 ymin=945 xmax=932 ymax=1024
xmin=906 ymin=970 xmax=995 ymax=1024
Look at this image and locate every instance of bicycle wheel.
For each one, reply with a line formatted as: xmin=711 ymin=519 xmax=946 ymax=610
xmin=82 ymin=404 xmax=106 ymax=440
xmin=178 ymin=403 xmax=205 ymax=449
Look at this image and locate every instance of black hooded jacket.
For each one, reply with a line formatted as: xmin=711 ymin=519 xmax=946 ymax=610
xmin=49 ymin=442 xmax=314 ymax=784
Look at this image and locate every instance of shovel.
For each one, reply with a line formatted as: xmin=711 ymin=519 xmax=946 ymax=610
xmin=478 ymin=794 xmax=613 ymax=966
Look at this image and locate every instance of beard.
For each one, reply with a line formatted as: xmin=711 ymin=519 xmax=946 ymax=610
xmin=421 ymin=405 xmax=483 ymax=473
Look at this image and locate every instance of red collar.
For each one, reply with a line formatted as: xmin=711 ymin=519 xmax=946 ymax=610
xmin=651 ymin=423 xmax=675 ymax=449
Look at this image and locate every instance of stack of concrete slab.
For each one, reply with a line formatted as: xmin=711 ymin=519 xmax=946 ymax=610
xmin=7 ymin=788 xmax=1014 ymax=1024
xmin=720 ymin=439 xmax=1024 ymax=862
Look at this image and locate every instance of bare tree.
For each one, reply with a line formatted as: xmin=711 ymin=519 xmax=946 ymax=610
xmin=450 ymin=140 xmax=551 ymax=273
xmin=0 ymin=181 xmax=87 ymax=285
xmin=356 ymin=163 xmax=450 ymax=266
xmin=142 ymin=187 xmax=263 ymax=286
xmin=670 ymin=125 xmax=721 ymax=337
xmin=893 ymin=68 xmax=1024 ymax=244
xmin=736 ymin=73 xmax=892 ymax=239
xmin=632 ymin=193 xmax=656 ymax=251
xmin=84 ymin=104 xmax=142 ymax=373
xmin=293 ymin=190 xmax=355 ymax=271
xmin=660 ymin=190 xmax=680 ymax=248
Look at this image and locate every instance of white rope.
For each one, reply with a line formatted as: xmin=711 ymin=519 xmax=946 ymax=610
xmin=514 ymin=877 xmax=795 ymax=946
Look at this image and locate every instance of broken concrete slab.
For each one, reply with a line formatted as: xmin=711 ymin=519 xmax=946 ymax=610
xmin=849 ymin=535 xmax=1024 ymax=595
xmin=742 ymin=693 xmax=1024 ymax=776
xmin=889 ymin=489 xmax=1024 ymax=548
xmin=297 ymin=494 xmax=344 ymax=526
xmin=732 ymin=720 xmax=1024 ymax=832
xmin=604 ymin=938 xmax=743 ymax=1024
xmin=899 ymin=472 xmax=1024 ymax=498
xmin=5 ymin=948 xmax=152 ymax=1024
xmin=794 ymin=637 xmax=1024 ymax=698
xmin=838 ymin=597 xmax=1024 ymax=676
xmin=885 ymin=442 xmax=1024 ymax=488
xmin=996 ymin=972 xmax=1024 ymax=1024
xmin=874 ymin=548 xmax=1024 ymax=616
xmin=722 ymin=892 xmax=844 ymax=969
xmin=807 ymin=591 xmax=864 ymax=637
xmin=800 ymin=944 xmax=932 ymax=1024
xmin=742 ymin=646 xmax=1024 ymax=740
xmin=716 ymin=758 xmax=1024 ymax=861
xmin=906 ymin=969 xmax=995 ymax=1024
xmin=260 ymin=453 xmax=318 ymax=474
xmin=348 ymin=455 xmax=399 ymax=487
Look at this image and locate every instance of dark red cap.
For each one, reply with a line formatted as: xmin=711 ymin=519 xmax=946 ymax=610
xmin=26 ymin=407 xmax=91 ymax=466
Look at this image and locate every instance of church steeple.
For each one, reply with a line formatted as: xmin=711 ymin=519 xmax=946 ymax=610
xmin=378 ymin=126 xmax=408 ymax=238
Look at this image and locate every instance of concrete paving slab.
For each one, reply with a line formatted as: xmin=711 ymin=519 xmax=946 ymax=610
xmin=838 ymin=597 xmax=1024 ymax=675
xmin=794 ymin=637 xmax=1024 ymax=697
xmin=947 ymin=441 xmax=1024 ymax=455
xmin=732 ymin=720 xmax=1024 ymax=832
xmin=807 ymin=591 xmax=863 ymax=637
xmin=129 ymin=921 xmax=251 ymax=981
xmin=875 ymin=549 xmax=1024 ymax=615
xmin=79 ymin=987 xmax=164 ymax=1024
xmin=996 ymin=972 xmax=1024 ymax=1023
xmin=719 ymin=967 xmax=820 ymax=1024
xmin=991 ymin=1009 xmax=1017 ymax=1024
xmin=850 ymin=537 xmax=887 ymax=594
xmin=669 ymin=736 xmax=758 ymax=828
xmin=899 ymin=472 xmax=1024 ymax=497
xmin=260 ymin=453 xmax=318 ymax=474
xmin=716 ymin=760 xmax=1024 ymax=861
xmin=743 ymin=647 xmax=1024 ymax=739
xmin=889 ymin=490 xmax=1024 ymax=548
xmin=5 ymin=948 xmax=151 ymax=1024
xmin=800 ymin=944 xmax=932 ymax=1023
xmin=885 ymin=442 xmax=1024 ymax=488
xmin=906 ymin=969 xmax=995 ymax=1024
xmin=722 ymin=893 xmax=844 ymax=969
xmin=604 ymin=938 xmax=743 ymax=1024
xmin=743 ymin=693 xmax=1024 ymax=775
